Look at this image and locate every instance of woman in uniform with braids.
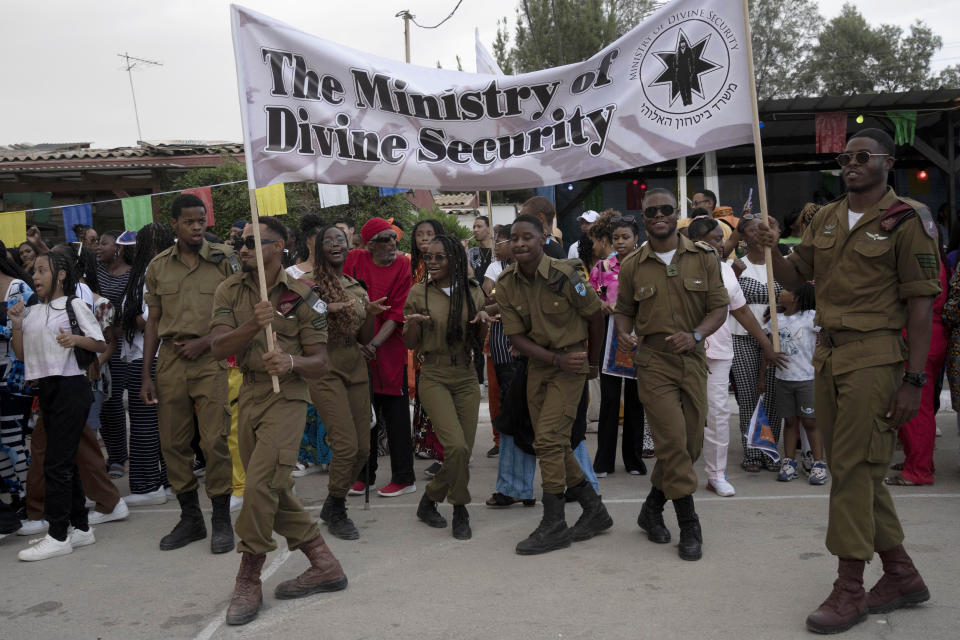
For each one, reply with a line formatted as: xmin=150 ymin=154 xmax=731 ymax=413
xmin=404 ymin=235 xmax=489 ymax=540
xmin=310 ymin=225 xmax=389 ymax=540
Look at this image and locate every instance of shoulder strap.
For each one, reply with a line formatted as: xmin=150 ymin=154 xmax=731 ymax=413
xmin=880 ymin=199 xmax=937 ymax=238
xmin=65 ymin=296 xmax=84 ymax=337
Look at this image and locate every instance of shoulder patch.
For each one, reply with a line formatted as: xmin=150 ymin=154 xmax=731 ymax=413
xmin=879 ymin=199 xmax=936 ymax=238
xmin=694 ymin=240 xmax=716 ymax=253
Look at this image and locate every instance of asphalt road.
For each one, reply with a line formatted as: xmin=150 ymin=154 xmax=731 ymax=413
xmin=1 ymin=398 xmax=957 ymax=640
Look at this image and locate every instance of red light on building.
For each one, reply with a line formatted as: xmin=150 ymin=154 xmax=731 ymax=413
xmin=917 ymin=170 xmax=928 ymax=181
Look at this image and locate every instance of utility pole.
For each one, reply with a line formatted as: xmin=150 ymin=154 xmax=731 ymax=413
xmin=395 ymin=10 xmax=413 ymax=62
xmin=117 ymin=52 xmax=162 ymax=142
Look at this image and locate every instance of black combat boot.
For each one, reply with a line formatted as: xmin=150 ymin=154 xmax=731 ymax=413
xmin=451 ymin=505 xmax=471 ymax=540
xmin=515 ymin=493 xmax=572 ymax=555
xmin=672 ymin=494 xmax=702 ymax=561
xmin=159 ymin=490 xmax=206 ymax=551
xmin=210 ymin=494 xmax=235 ymax=554
xmin=567 ymin=479 xmax=613 ymax=542
xmin=637 ymin=486 xmax=671 ymax=543
xmin=416 ymin=493 xmax=447 ymax=528
xmin=320 ymin=494 xmax=359 ymax=540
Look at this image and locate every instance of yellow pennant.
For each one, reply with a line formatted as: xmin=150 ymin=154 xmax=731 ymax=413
xmin=254 ymin=184 xmax=287 ymax=217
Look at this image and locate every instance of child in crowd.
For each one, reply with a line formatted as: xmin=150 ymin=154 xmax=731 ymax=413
xmin=761 ymin=283 xmax=826 ymax=485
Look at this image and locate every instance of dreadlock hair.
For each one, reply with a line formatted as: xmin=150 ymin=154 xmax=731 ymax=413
xmin=410 ymin=218 xmax=445 ymax=281
xmin=101 ymin=230 xmax=135 ymax=265
xmin=794 ymin=282 xmax=816 ymax=313
xmin=0 ymin=240 xmax=33 ymax=290
xmin=297 ymin=214 xmax=323 ymax=262
xmin=35 ymin=250 xmax=78 ymax=303
xmin=312 ymin=225 xmax=364 ymax=339
xmin=121 ymin=223 xmax=175 ymax=344
xmin=424 ymin=235 xmax=483 ymax=363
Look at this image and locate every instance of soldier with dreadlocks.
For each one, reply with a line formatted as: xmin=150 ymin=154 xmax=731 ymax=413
xmin=404 ymin=234 xmax=489 ymax=540
xmin=117 ymin=223 xmax=175 ymax=507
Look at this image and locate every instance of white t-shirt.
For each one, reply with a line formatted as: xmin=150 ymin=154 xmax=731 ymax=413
xmin=655 ymin=249 xmax=676 ymax=264
xmin=706 ymin=261 xmax=747 ymax=361
xmin=767 ymin=310 xmax=818 ymax=381
xmin=728 ymin=256 xmax=771 ymax=336
xmin=21 ymin=296 xmax=105 ymax=380
xmin=120 ymin=285 xmax=152 ymax=363
xmin=285 ymin=263 xmax=310 ymax=279
xmin=483 ymin=260 xmax=507 ymax=285
xmin=567 ymin=243 xmax=580 ymax=259
xmin=848 ymin=210 xmax=864 ymax=230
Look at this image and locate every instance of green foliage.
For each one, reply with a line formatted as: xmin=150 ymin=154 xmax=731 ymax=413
xmin=935 ymin=64 xmax=960 ymax=89
xmin=748 ymin=0 xmax=823 ymax=100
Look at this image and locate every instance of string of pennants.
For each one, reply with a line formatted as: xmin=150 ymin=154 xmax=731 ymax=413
xmin=0 ymin=181 xmax=356 ymax=249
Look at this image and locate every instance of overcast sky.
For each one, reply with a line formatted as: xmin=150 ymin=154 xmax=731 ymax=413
xmin=1 ymin=0 xmax=957 ymax=149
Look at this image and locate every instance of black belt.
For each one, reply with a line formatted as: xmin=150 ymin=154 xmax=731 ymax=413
xmin=420 ymin=353 xmax=472 ymax=367
xmin=821 ymin=328 xmax=899 ymax=348
xmin=327 ymin=336 xmax=356 ymax=348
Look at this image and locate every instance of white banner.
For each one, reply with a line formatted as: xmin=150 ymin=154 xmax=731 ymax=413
xmin=231 ymin=0 xmax=753 ymax=190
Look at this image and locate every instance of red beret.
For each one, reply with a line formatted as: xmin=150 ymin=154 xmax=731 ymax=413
xmin=360 ymin=217 xmax=393 ymax=244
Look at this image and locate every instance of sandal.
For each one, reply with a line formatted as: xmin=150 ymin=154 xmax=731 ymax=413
xmin=108 ymin=463 xmax=125 ymax=479
xmin=884 ymin=475 xmax=926 ymax=486
xmin=742 ymin=463 xmax=762 ymax=473
xmin=485 ymin=492 xmax=535 ymax=508
xmin=889 ymin=462 xmax=905 ymax=471
xmin=641 ymin=449 xmax=655 ymax=459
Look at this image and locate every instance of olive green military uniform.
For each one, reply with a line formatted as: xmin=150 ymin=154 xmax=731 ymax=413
xmin=404 ymin=279 xmax=487 ymax=505
xmin=615 ymin=235 xmax=729 ymax=500
xmin=496 ymin=255 xmax=602 ymax=495
xmin=787 ymin=188 xmax=941 ymax=561
xmin=309 ymin=275 xmax=371 ymax=499
xmin=211 ymin=270 xmax=327 ymax=555
xmin=144 ymin=240 xmax=238 ymax=498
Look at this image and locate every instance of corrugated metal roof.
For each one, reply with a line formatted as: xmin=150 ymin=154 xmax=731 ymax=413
xmin=434 ymin=192 xmax=478 ymax=208
xmin=0 ymin=141 xmax=244 ymax=164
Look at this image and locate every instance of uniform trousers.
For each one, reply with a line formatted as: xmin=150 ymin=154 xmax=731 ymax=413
xmin=633 ymin=347 xmax=706 ymax=500
xmin=156 ymin=346 xmax=231 ymax=497
xmin=419 ymin=362 xmax=480 ymax=505
xmin=526 ymin=361 xmax=586 ymax=495
xmin=732 ymin=334 xmax=781 ymax=467
xmin=703 ymin=357 xmax=734 ymax=480
xmin=236 ymin=378 xmax=321 ymax=555
xmin=817 ymin=353 xmax=905 ymax=560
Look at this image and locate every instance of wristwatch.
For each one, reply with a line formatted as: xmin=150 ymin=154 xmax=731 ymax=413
xmin=692 ymin=331 xmax=703 ymax=343
xmin=903 ymin=371 xmax=926 ymax=388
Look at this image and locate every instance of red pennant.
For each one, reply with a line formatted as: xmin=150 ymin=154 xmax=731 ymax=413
xmin=815 ymin=112 xmax=847 ymax=155
xmin=181 ymin=186 xmax=215 ymax=226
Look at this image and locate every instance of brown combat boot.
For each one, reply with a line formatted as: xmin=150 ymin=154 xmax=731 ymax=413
xmin=225 ymin=552 xmax=266 ymax=626
xmin=274 ymin=535 xmax=348 ymax=600
xmin=867 ymin=545 xmax=930 ymax=614
xmin=805 ymin=558 xmax=868 ymax=634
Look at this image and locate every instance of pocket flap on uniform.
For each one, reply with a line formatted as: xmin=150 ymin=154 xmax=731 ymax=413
xmin=634 ymin=285 xmax=656 ymax=301
xmin=154 ymin=281 xmax=179 ymax=295
xmin=866 ymin=416 xmax=895 ymax=463
xmin=813 ymin=235 xmax=836 ymax=249
xmin=273 ymin=315 xmax=300 ymax=336
xmin=541 ymin=294 xmax=571 ymax=315
xmin=840 ymin=312 xmax=889 ymax=331
xmin=278 ymin=448 xmax=299 ymax=467
xmin=854 ymin=240 xmax=891 ymax=258
xmin=683 ymin=277 xmax=707 ymax=291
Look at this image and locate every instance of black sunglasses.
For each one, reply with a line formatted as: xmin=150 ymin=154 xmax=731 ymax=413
xmin=642 ymin=205 xmax=676 ymax=218
xmin=239 ymin=237 xmax=278 ymax=250
xmin=370 ymin=232 xmax=398 ymax=243
xmin=612 ymin=215 xmax=637 ymax=223
xmin=422 ymin=253 xmax=448 ymax=263
xmin=836 ymin=151 xmax=891 ymax=167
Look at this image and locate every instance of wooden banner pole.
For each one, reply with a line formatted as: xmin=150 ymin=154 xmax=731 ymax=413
xmin=247 ymin=188 xmax=281 ymax=393
xmin=741 ymin=0 xmax=779 ymax=351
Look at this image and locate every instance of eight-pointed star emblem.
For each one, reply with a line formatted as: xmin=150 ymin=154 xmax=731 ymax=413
xmin=650 ymin=29 xmax=721 ymax=107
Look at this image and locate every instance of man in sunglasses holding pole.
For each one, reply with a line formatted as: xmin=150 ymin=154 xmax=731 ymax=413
xmin=755 ymin=129 xmax=936 ymax=634
xmin=614 ymin=188 xmax=729 ymax=562
xmin=141 ymin=194 xmax=240 ymax=554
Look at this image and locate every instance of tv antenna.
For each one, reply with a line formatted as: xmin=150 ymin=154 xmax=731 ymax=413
xmin=117 ymin=52 xmax=162 ymax=142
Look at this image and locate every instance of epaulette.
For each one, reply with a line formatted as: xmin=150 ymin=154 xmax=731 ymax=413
xmin=549 ymin=258 xmax=590 ymax=297
xmin=208 ymin=243 xmax=241 ymax=273
xmin=694 ymin=240 xmax=716 ymax=253
xmin=880 ymin=198 xmax=937 ymax=239
xmin=277 ymin=277 xmax=328 ymax=317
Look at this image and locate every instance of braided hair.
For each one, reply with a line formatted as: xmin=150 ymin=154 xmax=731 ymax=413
xmin=425 ymin=235 xmax=483 ymax=362
xmin=312 ymin=225 xmax=364 ymax=339
xmin=794 ymin=282 xmax=816 ymax=313
xmin=35 ymin=250 xmax=78 ymax=302
xmin=0 ymin=240 xmax=34 ymax=290
xmin=75 ymin=246 xmax=101 ymax=294
xmin=120 ymin=223 xmax=175 ymax=344
xmin=410 ymin=219 xmax=444 ymax=281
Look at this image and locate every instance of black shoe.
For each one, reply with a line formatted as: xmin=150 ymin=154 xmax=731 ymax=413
xmin=452 ymin=505 xmax=471 ymax=540
xmin=673 ymin=495 xmax=702 ymax=561
xmin=566 ymin=480 xmax=613 ymax=542
xmin=416 ymin=493 xmax=447 ymax=528
xmin=160 ymin=490 xmax=207 ymax=551
xmin=424 ymin=461 xmax=442 ymax=479
xmin=192 ymin=459 xmax=206 ymax=477
xmin=320 ymin=495 xmax=359 ymax=540
xmin=486 ymin=445 xmax=500 ymax=458
xmin=210 ymin=494 xmax=235 ymax=554
xmin=637 ymin=487 xmax=671 ymax=544
xmin=515 ymin=493 xmax=572 ymax=555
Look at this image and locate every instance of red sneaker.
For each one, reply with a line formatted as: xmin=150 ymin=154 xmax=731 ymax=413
xmin=347 ymin=481 xmax=367 ymax=496
xmin=377 ymin=482 xmax=416 ymax=498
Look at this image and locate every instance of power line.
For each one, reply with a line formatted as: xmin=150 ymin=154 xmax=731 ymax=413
xmin=400 ymin=0 xmax=464 ymax=30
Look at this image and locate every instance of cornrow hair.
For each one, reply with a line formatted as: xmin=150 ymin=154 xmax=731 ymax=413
xmin=312 ymin=225 xmax=364 ymax=339
xmin=0 ymin=240 xmax=34 ymax=289
xmin=425 ymin=235 xmax=482 ymax=363
xmin=37 ymin=251 xmax=78 ymax=302
xmin=121 ymin=223 xmax=174 ymax=344
xmin=410 ymin=219 xmax=445 ymax=280
xmin=795 ymin=282 xmax=816 ymax=313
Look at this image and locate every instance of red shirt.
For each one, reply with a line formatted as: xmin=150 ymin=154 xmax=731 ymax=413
xmin=344 ymin=249 xmax=412 ymax=395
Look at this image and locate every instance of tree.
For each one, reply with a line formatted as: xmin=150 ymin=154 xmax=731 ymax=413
xmin=748 ymin=0 xmax=823 ymax=100
xmin=934 ymin=64 xmax=960 ymax=89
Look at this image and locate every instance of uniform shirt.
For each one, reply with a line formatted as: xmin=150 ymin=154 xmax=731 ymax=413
xmin=403 ymin=279 xmax=486 ymax=361
xmin=495 ymin=254 xmax=601 ymax=351
xmin=615 ymin=235 xmax=729 ymax=339
xmin=21 ymin=296 xmax=105 ymax=380
xmin=787 ymin=188 xmax=941 ymax=374
xmin=211 ymin=269 xmax=327 ymax=399
xmin=144 ymin=240 xmax=237 ymax=341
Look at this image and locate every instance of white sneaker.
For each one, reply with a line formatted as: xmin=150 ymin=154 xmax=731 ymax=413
xmin=594 ymin=471 xmax=608 ymax=478
xmin=17 ymin=519 xmax=48 ymax=536
xmin=84 ymin=497 xmax=95 ymax=509
xmin=88 ymin=498 xmax=129 ymax=525
xmin=18 ymin=534 xmax=72 ymax=561
xmin=164 ymin=486 xmax=174 ymax=498
xmin=291 ymin=462 xmax=321 ymax=478
xmin=69 ymin=526 xmax=96 ymax=548
xmin=229 ymin=495 xmax=244 ymax=513
xmin=707 ymin=477 xmax=736 ymax=497
xmin=124 ymin=487 xmax=168 ymax=507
